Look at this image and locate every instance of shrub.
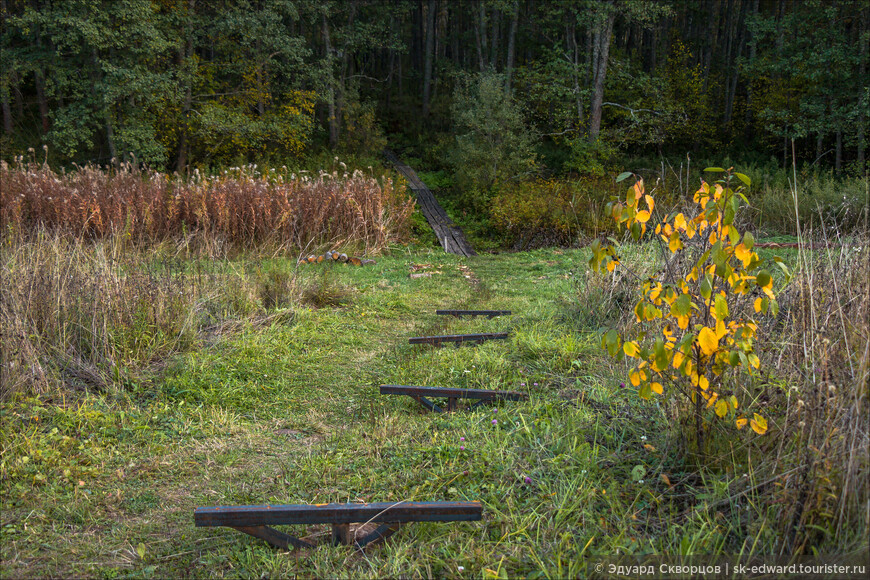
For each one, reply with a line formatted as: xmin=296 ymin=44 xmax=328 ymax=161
xmin=449 ymin=72 xmax=537 ymax=207
xmin=590 ymin=168 xmax=790 ymax=454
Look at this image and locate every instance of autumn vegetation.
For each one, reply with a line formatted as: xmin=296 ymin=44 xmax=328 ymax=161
xmin=0 ymin=0 xmax=868 ymax=577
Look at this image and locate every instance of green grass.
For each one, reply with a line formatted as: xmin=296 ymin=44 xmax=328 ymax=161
xmin=1 ymin=246 xmax=866 ymax=577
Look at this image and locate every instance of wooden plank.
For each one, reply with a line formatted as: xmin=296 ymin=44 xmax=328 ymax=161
xmin=409 ymin=332 xmax=509 ymax=345
xmin=381 ymin=385 xmax=527 ymax=401
xmin=384 ymin=150 xmax=476 ymax=257
xmin=195 ymin=501 xmax=483 ymax=528
xmin=436 ymin=310 xmax=511 ymax=318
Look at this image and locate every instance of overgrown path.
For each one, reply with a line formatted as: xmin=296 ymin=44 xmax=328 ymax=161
xmin=2 ymin=248 xmax=645 ymax=579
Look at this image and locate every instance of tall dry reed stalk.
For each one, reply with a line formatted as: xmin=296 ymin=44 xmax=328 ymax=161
xmin=761 ymin=161 xmax=870 ymax=553
xmin=0 ymin=160 xmax=415 ymax=254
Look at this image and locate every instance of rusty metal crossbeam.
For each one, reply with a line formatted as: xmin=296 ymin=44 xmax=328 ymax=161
xmin=380 ymin=385 xmax=528 ymax=413
xmin=408 ymin=332 xmax=509 ymax=347
xmin=435 ymin=310 xmax=511 ymax=319
xmin=195 ymin=501 xmax=483 ymax=550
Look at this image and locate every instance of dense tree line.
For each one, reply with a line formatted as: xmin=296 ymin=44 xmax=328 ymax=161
xmin=1 ymin=0 xmax=867 ymax=174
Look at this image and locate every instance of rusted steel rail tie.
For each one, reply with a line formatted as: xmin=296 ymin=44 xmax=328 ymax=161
xmin=380 ymin=385 xmax=528 ymax=412
xmin=195 ymin=501 xmax=483 ymax=550
xmin=408 ymin=332 xmax=509 ymax=347
xmin=435 ymin=310 xmax=511 ymax=319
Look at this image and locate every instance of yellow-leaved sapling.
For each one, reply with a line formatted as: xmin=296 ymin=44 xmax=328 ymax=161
xmin=589 ymin=168 xmax=790 ymax=452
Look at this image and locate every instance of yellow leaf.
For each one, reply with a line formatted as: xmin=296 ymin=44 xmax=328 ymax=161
xmin=715 ymin=319 xmax=728 ymax=340
xmin=714 ymin=399 xmax=729 ymax=418
xmin=750 ymin=413 xmax=768 ymax=435
xmin=747 ymin=353 xmax=760 ymax=369
xmin=736 ymin=416 xmax=748 ymax=429
xmin=754 ymin=297 xmax=763 ymax=313
xmin=630 ymin=369 xmax=642 ymax=387
xmin=705 ymin=392 xmax=719 ymax=408
xmin=698 ymin=375 xmax=710 ymax=391
xmin=623 ymin=342 xmax=639 ymax=357
xmin=734 ymin=243 xmax=752 ymax=267
xmin=698 ymin=327 xmax=719 ymax=356
xmin=606 ymin=259 xmax=618 ymax=272
xmin=643 ymin=443 xmax=657 ymax=452
xmin=669 ymin=231 xmax=683 ymax=252
xmin=633 ymin=180 xmax=644 ymax=200
xmin=672 ymin=351 xmax=684 ymax=369
xmin=674 ymin=213 xmax=687 ymax=231
xmin=651 ymin=382 xmax=663 ymax=395
xmin=636 ymin=210 xmax=651 ymax=223
xmin=644 ymin=194 xmax=655 ymax=212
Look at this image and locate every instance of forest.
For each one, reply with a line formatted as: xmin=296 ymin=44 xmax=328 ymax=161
xmin=1 ymin=1 xmax=868 ymax=578
xmin=2 ymin=0 xmax=867 ymax=174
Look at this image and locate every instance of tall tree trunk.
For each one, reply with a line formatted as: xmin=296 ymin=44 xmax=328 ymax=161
xmin=322 ymin=14 xmax=339 ymax=148
xmin=504 ymin=1 xmax=518 ymax=90
xmin=176 ymin=0 xmax=195 ymax=173
xmin=569 ymin=23 xmax=583 ymax=126
xmin=835 ymin=131 xmax=842 ymax=173
xmin=743 ymin=0 xmax=759 ymax=142
xmin=477 ymin=1 xmax=488 ymax=71
xmin=724 ymin=0 xmax=748 ymax=127
xmin=490 ymin=7 xmax=500 ymax=70
xmin=422 ymin=0 xmax=436 ymax=117
xmin=90 ymin=49 xmax=116 ymax=162
xmin=857 ymin=7 xmax=867 ymax=171
xmin=589 ymin=10 xmax=615 ymax=143
xmin=33 ymin=70 xmax=50 ymax=134
xmin=2 ymin=86 xmax=12 ymax=136
xmin=256 ymin=39 xmax=265 ymax=116
xmin=386 ymin=14 xmax=396 ymax=111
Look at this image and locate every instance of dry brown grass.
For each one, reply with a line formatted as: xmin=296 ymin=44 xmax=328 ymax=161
xmin=765 ymin=227 xmax=870 ymax=553
xmin=0 ymin=160 xmax=415 ymax=253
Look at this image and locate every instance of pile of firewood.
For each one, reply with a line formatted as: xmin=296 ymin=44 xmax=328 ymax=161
xmin=299 ymin=250 xmax=376 ymax=266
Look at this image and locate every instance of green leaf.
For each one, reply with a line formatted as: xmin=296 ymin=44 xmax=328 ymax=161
xmin=743 ymin=231 xmax=755 ymax=250
xmin=605 ymin=329 xmax=620 ymax=357
xmin=714 ymin=294 xmax=729 ymax=320
xmin=672 ymin=293 xmax=693 ymax=317
xmin=700 ymin=275 xmax=713 ymax=300
xmin=631 ymin=464 xmax=647 ymax=481
xmin=704 ymin=167 xmax=726 ymax=172
xmin=734 ymin=173 xmax=751 ymax=187
xmin=756 ymin=270 xmax=771 ymax=288
xmin=723 ymin=203 xmax=735 ymax=226
xmin=616 ymin=171 xmax=633 ymax=183
xmin=655 ymin=339 xmax=668 ymax=371
xmin=711 ymin=241 xmax=727 ymax=267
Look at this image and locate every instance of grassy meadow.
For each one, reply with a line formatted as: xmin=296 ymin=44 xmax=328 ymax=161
xmin=1 ymin=164 xmax=868 ymax=578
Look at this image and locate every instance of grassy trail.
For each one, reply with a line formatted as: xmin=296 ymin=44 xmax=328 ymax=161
xmin=6 ymin=246 xmax=831 ymax=578
xmin=4 ymin=249 xmax=625 ymax=578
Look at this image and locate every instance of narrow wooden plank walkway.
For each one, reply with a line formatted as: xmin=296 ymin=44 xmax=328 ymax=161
xmin=384 ymin=149 xmax=477 ymax=257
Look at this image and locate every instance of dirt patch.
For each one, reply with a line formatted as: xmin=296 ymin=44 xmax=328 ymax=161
xmin=457 ymin=264 xmax=480 ymax=286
